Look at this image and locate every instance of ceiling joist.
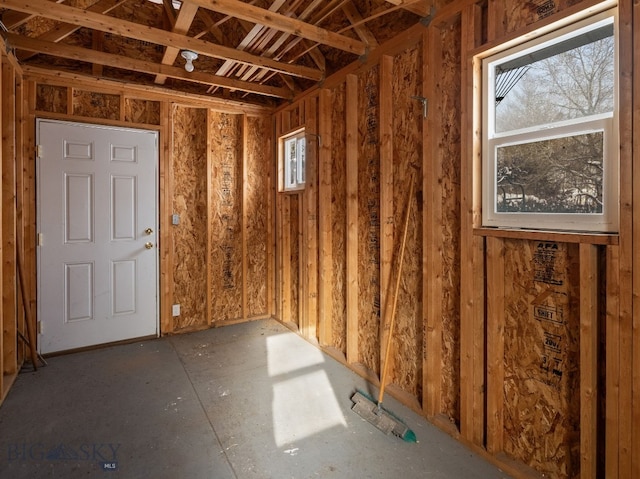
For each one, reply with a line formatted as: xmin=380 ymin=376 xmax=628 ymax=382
xmin=155 ymin=1 xmax=200 ymax=84
xmin=0 ymin=0 xmax=324 ymax=81
xmin=384 ymin=0 xmax=432 ymax=17
xmin=189 ymin=0 xmax=367 ymax=55
xmin=17 ymin=0 xmax=128 ymax=62
xmin=6 ymin=32 xmax=293 ymax=99
xmin=0 ymin=0 xmax=425 ymax=107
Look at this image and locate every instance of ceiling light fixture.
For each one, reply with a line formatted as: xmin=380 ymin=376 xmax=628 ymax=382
xmin=181 ymin=50 xmax=198 ymax=72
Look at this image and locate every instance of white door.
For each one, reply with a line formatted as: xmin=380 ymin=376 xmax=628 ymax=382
xmin=37 ymin=120 xmax=158 ymax=354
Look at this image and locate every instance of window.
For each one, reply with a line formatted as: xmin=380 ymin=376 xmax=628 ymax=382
xmin=481 ymin=9 xmax=618 ymax=232
xmin=280 ymin=129 xmax=306 ymax=191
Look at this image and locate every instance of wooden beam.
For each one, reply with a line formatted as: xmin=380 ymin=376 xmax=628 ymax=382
xmin=190 ymin=0 xmax=366 ymax=55
xmin=605 ymin=245 xmax=620 ymax=478
xmin=159 ymin=100 xmax=173 ymax=335
xmin=486 ymin=237 xmax=505 ymax=454
xmin=155 ymin=1 xmax=200 ymax=84
xmin=282 ymin=194 xmax=292 ymax=324
xmin=580 ymin=243 xmax=599 ymax=479
xmin=23 ymin=80 xmax=36 ymax=363
xmin=379 ymin=54 xmax=393 ymax=392
xmin=24 ymin=67 xmax=270 ymax=115
xmin=273 ymin=23 xmax=425 ymax=110
xmin=215 ymin=0 xmax=287 ymax=77
xmin=460 ymin=1 xmax=485 ymax=446
xmin=162 ymin=0 xmax=178 ymax=24
xmin=318 ymin=88 xmax=332 ymax=347
xmin=384 ymin=0 xmax=432 ymax=17
xmin=0 ymin=11 xmax=33 ymax=29
xmin=345 ymin=74 xmax=359 ymax=364
xmin=7 ymin=33 xmax=292 ymax=99
xmin=241 ymin=114 xmax=248 ymax=321
xmin=460 ymin=4 xmax=482 ymax=449
xmin=1 ymin=0 xmax=69 ymax=29
xmin=342 ymin=1 xmax=379 ymax=48
xmin=14 ymin=69 xmax=24 ymax=367
xmin=0 ymin=54 xmax=3 ymax=399
xmin=424 ymin=23 xmax=444 ymax=421
xmin=2 ymin=59 xmax=17 ymax=376
xmin=206 ymin=109 xmax=213 ymax=325
xmin=619 ymin=0 xmax=634 ymax=476
xmin=266 ymin=115 xmax=275 ymax=317
xmin=16 ymin=0 xmax=127 ymax=62
xmin=0 ymin=0 xmax=323 ymax=81
xmin=303 ymin=96 xmax=318 ymax=341
xmin=240 ymin=0 xmax=328 ymax=84
xmin=92 ymin=31 xmax=104 ymax=77
xmin=278 ymin=0 xmax=412 ymax=65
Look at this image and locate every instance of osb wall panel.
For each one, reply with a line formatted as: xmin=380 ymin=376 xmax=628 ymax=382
xmin=125 ymin=98 xmax=161 ymax=125
xmin=172 ymin=106 xmax=208 ymax=330
xmin=73 ymin=90 xmax=119 ymax=120
xmin=331 ymin=82 xmax=347 ymax=354
xmin=493 ymin=0 xmax=585 ymax=36
xmin=210 ymin=111 xmax=243 ymax=322
xmin=438 ymin=20 xmax=463 ymax=421
xmin=245 ymin=115 xmax=271 ymax=317
xmin=357 ymin=65 xmax=381 ymax=375
xmin=35 ymin=84 xmax=67 ymax=114
xmin=503 ymin=239 xmax=580 ymax=478
xmin=391 ymin=45 xmax=423 ymax=398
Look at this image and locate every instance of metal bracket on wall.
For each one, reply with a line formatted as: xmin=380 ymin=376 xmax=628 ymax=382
xmin=412 ymin=96 xmax=429 ymax=119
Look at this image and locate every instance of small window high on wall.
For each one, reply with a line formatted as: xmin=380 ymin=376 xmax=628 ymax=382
xmin=481 ymin=8 xmax=618 ymax=232
xmin=279 ymin=128 xmax=306 ymax=192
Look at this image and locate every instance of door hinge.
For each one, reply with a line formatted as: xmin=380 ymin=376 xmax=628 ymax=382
xmin=37 ymin=321 xmax=43 ymax=334
xmin=36 ymin=144 xmax=43 ymax=158
xmin=37 ymin=233 xmax=44 ymax=246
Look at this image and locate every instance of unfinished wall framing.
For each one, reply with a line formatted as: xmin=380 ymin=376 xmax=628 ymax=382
xmin=469 ymin=1 xmax=626 ymax=478
xmin=0 ymin=1 xmax=638 ymax=478
xmin=275 ymin=28 xmax=431 ymax=410
xmin=275 ymin=0 xmax=636 ymax=478
xmin=29 ymin=77 xmax=273 ymax=336
xmin=0 ymin=51 xmax=31 ymax=404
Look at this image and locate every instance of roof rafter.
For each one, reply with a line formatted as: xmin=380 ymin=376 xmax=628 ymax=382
xmin=6 ymin=32 xmax=293 ymax=99
xmin=384 ymin=0 xmax=432 ymax=17
xmin=342 ymin=1 xmax=379 ymax=49
xmin=155 ymin=0 xmax=199 ymax=84
xmin=215 ymin=0 xmax=288 ymax=78
xmin=238 ymin=0 xmax=327 ymax=83
xmin=0 ymin=0 xmax=323 ymax=81
xmin=188 ymin=0 xmax=366 ymax=55
xmin=17 ymin=0 xmax=127 ymax=62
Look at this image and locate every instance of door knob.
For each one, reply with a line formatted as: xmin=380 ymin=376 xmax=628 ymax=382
xmin=145 ymin=242 xmax=153 ymax=249
xmin=145 ymin=228 xmax=153 ymax=235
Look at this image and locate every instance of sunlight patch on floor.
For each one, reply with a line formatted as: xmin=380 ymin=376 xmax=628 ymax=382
xmin=272 ymin=369 xmax=347 ymax=447
xmin=266 ymin=333 xmax=325 ymax=377
xmin=267 ymin=332 xmax=347 ymax=447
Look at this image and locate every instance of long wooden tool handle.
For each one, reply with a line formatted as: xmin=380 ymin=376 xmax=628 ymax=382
xmin=16 ymin=242 xmax=39 ymax=370
xmin=378 ymin=170 xmax=416 ymax=405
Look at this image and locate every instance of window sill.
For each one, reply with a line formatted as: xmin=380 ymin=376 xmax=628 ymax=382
xmin=279 ymin=188 xmax=305 ymax=194
xmin=474 ymin=227 xmax=619 ymax=245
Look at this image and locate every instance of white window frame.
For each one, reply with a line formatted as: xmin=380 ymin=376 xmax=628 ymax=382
xmin=481 ymin=8 xmax=619 ymax=233
xmin=279 ymin=128 xmax=306 ymax=192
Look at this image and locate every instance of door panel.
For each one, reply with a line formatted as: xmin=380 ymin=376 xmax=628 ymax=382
xmin=65 ymin=173 xmax=93 ymax=243
xmin=37 ymin=120 xmax=158 ymax=354
xmin=112 ymin=175 xmax=136 ymax=240
xmin=65 ymin=262 xmax=93 ymax=322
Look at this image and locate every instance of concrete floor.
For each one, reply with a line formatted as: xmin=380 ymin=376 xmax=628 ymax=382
xmin=0 ymin=319 xmax=510 ymax=479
